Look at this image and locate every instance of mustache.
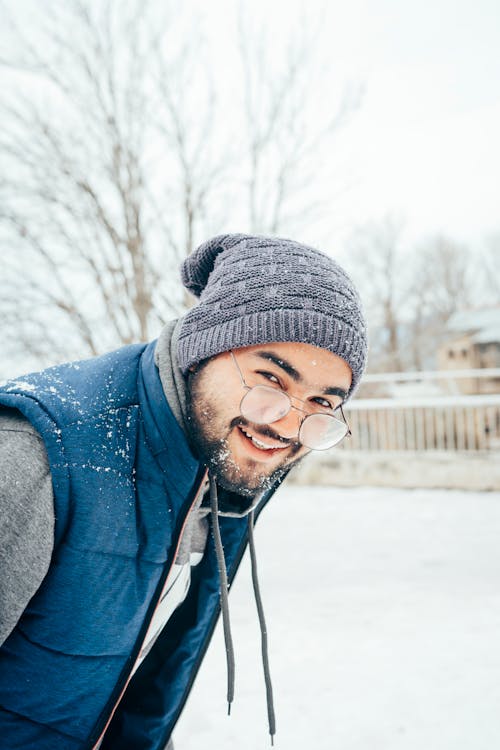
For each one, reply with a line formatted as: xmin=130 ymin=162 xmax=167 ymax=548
xmin=230 ymin=416 xmax=300 ymax=447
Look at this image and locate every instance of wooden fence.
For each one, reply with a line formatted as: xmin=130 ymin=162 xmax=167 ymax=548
xmin=344 ymin=395 xmax=500 ymax=452
xmin=343 ymin=369 xmax=500 ymax=452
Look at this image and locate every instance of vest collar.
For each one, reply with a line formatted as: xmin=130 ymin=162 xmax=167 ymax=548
xmin=138 ymin=341 xmax=201 ymax=487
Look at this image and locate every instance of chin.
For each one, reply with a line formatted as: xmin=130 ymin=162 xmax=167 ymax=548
xmin=209 ymin=459 xmax=271 ymax=498
xmin=205 ymin=454 xmax=272 ymax=497
xmin=214 ymin=453 xmax=300 ymax=499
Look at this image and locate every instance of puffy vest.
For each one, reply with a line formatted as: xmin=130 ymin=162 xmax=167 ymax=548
xmin=0 ymin=342 xmax=266 ymax=749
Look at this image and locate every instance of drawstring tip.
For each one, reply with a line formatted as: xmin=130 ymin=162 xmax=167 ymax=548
xmin=227 ymin=702 xmax=232 ymax=716
xmin=270 ymin=733 xmax=275 ymax=746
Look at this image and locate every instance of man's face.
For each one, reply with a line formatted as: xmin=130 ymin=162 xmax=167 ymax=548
xmin=186 ymin=341 xmax=352 ymax=497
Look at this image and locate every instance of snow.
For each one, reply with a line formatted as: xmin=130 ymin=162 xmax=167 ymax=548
xmin=473 ymin=326 xmax=500 ymax=345
xmin=447 ymin=307 xmax=500 ymax=338
xmin=3 ymin=380 xmax=36 ymax=392
xmin=173 ymin=485 xmax=500 ymax=749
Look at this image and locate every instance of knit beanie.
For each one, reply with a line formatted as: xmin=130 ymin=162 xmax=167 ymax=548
xmin=177 ymin=233 xmax=367 ymax=397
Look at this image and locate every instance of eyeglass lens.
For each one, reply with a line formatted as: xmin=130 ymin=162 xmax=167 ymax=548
xmin=240 ymin=386 xmax=289 ymax=424
xmin=299 ymin=413 xmax=347 ymax=450
xmin=240 ymin=385 xmax=347 ymax=450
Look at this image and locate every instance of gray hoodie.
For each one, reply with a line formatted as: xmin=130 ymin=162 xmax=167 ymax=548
xmin=0 ymin=407 xmax=54 ymax=644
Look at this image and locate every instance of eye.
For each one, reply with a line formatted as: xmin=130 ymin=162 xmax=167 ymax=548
xmin=311 ymin=396 xmax=334 ymax=410
xmin=257 ymin=370 xmax=281 ymax=386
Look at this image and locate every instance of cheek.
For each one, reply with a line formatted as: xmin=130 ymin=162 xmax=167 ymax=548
xmin=189 ymin=366 xmax=246 ymax=434
xmin=205 ymin=386 xmax=243 ymax=424
xmin=194 ymin=387 xmax=240 ymax=434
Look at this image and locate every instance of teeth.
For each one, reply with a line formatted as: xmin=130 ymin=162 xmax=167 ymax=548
xmin=252 ymin=436 xmax=274 ymax=450
xmin=241 ymin=428 xmax=280 ymax=450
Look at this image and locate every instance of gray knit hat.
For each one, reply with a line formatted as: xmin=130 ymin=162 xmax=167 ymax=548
xmin=177 ymin=233 xmax=367 ymax=396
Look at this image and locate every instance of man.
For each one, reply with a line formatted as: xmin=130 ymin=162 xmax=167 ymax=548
xmin=0 ymin=233 xmax=367 ymax=749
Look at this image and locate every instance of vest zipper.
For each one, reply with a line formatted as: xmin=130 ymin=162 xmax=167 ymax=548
xmin=156 ymin=484 xmax=275 ymax=748
xmin=89 ymin=467 xmax=209 ymax=750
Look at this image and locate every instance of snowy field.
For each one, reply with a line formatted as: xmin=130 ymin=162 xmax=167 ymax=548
xmin=173 ymin=485 xmax=500 ymax=750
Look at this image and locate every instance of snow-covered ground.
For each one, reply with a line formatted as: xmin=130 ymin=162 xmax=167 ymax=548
xmin=173 ymin=485 xmax=500 ymax=750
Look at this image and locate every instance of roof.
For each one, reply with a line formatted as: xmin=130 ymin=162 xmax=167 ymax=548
xmin=447 ymin=307 xmax=500 ymax=344
xmin=472 ymin=326 xmax=500 ymax=344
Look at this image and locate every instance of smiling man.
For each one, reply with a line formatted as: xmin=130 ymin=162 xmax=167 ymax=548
xmin=0 ymin=233 xmax=367 ymax=750
xmin=186 ymin=343 xmax=352 ymax=496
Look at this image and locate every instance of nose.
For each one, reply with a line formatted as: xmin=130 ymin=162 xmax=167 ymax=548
xmin=272 ymin=405 xmax=303 ymax=441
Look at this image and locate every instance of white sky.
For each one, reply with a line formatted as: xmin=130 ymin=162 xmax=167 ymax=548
xmin=328 ymin=0 xmax=500 ymax=247
xmin=5 ymin=0 xmax=500 ymax=252
xmin=216 ymin=0 xmax=500 ymax=250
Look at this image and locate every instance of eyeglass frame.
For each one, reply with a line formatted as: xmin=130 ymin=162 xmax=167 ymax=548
xmin=229 ymin=350 xmax=352 ymax=450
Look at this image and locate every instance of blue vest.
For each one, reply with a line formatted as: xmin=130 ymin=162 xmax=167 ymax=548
xmin=0 ymin=342 xmax=268 ymax=749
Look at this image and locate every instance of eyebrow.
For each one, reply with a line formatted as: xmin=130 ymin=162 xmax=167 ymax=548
xmin=254 ymin=351 xmax=348 ymax=402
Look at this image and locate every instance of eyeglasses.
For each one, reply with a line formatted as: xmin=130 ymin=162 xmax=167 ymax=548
xmin=230 ymin=351 xmax=351 ymax=451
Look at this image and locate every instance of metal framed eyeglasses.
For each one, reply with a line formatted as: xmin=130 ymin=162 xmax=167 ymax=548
xmin=230 ymin=351 xmax=351 ymax=451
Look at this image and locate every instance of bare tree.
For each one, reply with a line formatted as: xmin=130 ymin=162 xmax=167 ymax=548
xmin=479 ymin=234 xmax=500 ymax=305
xmin=238 ymin=5 xmax=362 ymax=234
xmin=0 ymin=0 xmax=362 ymax=376
xmin=412 ymin=236 xmax=473 ymax=321
xmin=344 ymin=219 xmax=478 ymax=372
xmin=407 ymin=235 xmax=474 ymax=369
xmin=346 ymin=216 xmax=407 ymax=371
xmin=0 ymin=0 xmax=225 ymax=371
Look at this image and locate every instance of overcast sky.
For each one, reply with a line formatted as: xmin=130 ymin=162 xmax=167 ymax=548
xmin=167 ymin=0 xmax=500 ymax=251
xmin=5 ymin=0 xmax=500 ymax=253
xmin=326 ymin=0 xmax=500 ymax=248
xmin=213 ymin=0 xmax=500 ymax=251
xmin=234 ymin=0 xmax=500 ymax=250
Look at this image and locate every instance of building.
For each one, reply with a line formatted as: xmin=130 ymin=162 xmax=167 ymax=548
xmin=437 ymin=307 xmax=500 ymax=394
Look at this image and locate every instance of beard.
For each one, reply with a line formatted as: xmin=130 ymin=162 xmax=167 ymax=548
xmin=186 ymin=368 xmax=305 ymax=498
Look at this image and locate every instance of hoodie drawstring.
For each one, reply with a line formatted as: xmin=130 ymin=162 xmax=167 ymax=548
xmin=209 ymin=474 xmax=276 ymax=745
xmin=248 ymin=508 xmax=276 ymax=745
xmin=209 ymin=474 xmax=235 ymax=715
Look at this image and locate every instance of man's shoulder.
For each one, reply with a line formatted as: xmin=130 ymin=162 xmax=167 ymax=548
xmin=0 ymin=408 xmax=54 ymax=647
xmin=0 ymin=407 xmax=50 ymax=473
xmin=0 ymin=407 xmax=44 ymax=440
xmin=0 ymin=343 xmax=149 ymax=426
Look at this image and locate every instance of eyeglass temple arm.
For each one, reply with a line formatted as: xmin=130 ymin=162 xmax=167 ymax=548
xmin=229 ymin=351 xmax=248 ymax=389
xmin=339 ymin=404 xmax=352 ymax=436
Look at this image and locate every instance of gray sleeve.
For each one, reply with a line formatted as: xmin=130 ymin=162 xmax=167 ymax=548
xmin=0 ymin=408 xmax=55 ymax=646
